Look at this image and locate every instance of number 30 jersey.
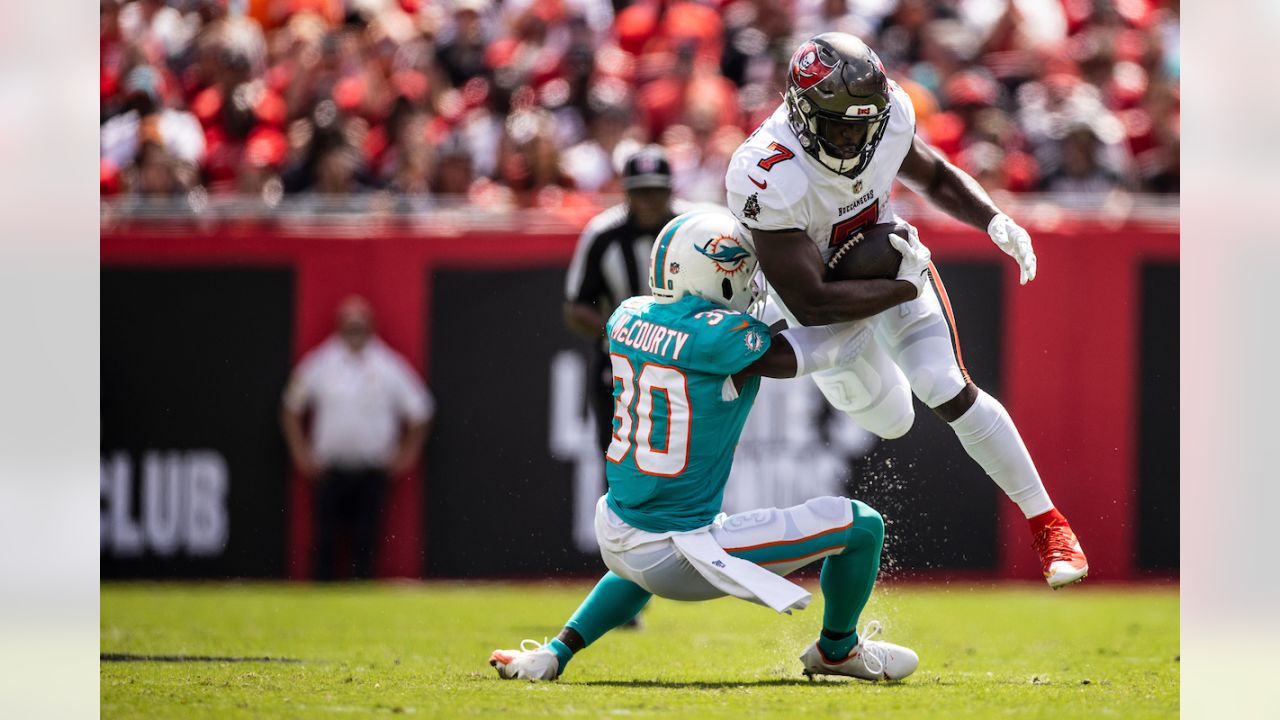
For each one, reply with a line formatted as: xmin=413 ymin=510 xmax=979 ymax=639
xmin=725 ymin=83 xmax=916 ymax=265
xmin=603 ymin=294 xmax=772 ymax=533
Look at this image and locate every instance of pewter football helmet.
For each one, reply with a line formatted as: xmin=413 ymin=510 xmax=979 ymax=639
xmin=785 ymin=33 xmax=892 ymax=177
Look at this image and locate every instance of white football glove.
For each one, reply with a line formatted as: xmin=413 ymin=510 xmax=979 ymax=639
xmin=987 ymin=213 xmax=1036 ymax=285
xmin=888 ymin=223 xmax=932 ymax=299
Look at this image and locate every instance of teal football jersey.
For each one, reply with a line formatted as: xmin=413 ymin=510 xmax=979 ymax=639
xmin=602 ymin=295 xmax=772 ymax=533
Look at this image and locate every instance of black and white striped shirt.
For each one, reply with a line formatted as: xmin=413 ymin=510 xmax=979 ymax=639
xmin=564 ymin=200 xmax=697 ymax=322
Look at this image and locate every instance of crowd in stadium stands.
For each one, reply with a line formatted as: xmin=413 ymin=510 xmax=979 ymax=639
xmin=100 ymin=0 xmax=1179 ymax=210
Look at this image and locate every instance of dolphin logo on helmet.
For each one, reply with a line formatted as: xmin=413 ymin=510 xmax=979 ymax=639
xmin=695 ymin=236 xmax=752 ymax=274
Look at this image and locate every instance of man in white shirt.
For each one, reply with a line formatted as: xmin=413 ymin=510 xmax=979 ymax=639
xmin=281 ymin=296 xmax=434 ymax=581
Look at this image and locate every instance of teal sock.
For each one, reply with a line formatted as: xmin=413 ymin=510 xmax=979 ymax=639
xmin=547 ymin=638 xmax=574 ymax=669
xmin=817 ymin=500 xmax=885 ymax=661
xmin=818 ymin=628 xmax=859 ymax=663
xmin=556 ymin=571 xmax=651 ymax=671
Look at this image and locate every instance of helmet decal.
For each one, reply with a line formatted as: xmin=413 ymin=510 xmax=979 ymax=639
xmin=790 ymin=41 xmax=838 ymax=91
xmin=695 ymin=234 xmax=752 ymax=275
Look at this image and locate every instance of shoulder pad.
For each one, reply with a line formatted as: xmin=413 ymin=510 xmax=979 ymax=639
xmin=725 ymin=143 xmax=810 ymax=232
xmin=888 ymin=80 xmax=917 ymax=133
xmin=684 ymin=310 xmax=772 ymax=375
xmin=619 ymin=296 xmax=653 ymax=314
xmin=606 ymin=297 xmax=649 ymax=338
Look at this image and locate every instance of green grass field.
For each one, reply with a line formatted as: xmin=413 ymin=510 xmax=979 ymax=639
xmin=101 ymin=581 xmax=1178 ymax=719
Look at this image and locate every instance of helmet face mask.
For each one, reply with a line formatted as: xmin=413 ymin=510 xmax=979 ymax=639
xmin=785 ymin=33 xmax=892 ymax=177
xmin=650 ymin=212 xmax=761 ymax=314
xmin=816 ymin=116 xmax=870 ymax=158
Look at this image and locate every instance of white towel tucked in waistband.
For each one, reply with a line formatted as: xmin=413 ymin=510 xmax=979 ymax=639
xmin=669 ymin=529 xmax=811 ymax=614
xmin=594 ymin=496 xmax=811 ymax=614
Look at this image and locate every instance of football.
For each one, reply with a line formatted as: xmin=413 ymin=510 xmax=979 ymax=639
xmin=824 ymin=221 xmax=909 ymax=282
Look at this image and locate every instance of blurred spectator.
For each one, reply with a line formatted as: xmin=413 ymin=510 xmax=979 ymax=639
xmin=435 ymin=0 xmax=494 ymax=88
xmin=101 ymin=66 xmax=206 ymax=182
xmin=282 ymin=296 xmax=434 ymax=581
xmin=128 ymin=141 xmax=189 ymax=196
xmin=498 ymin=103 xmax=567 ymax=205
xmin=1017 ymin=74 xmax=1134 ymax=191
xmin=434 ymin=132 xmax=477 ymax=195
xmin=100 ymin=0 xmax=1179 ymax=204
xmin=1043 ymin=122 xmax=1125 ymax=195
xmin=792 ymin=0 xmax=876 ymax=45
xmin=560 ymin=81 xmax=642 ymax=192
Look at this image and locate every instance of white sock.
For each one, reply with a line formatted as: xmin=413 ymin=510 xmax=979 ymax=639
xmin=947 ymin=390 xmax=1054 ymax=518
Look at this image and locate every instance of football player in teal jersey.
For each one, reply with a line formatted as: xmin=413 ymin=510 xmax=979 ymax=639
xmin=490 ymin=211 xmax=930 ymax=682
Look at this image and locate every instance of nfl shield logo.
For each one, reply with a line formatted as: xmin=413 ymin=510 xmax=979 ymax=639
xmin=852 ymin=180 xmax=863 ymax=194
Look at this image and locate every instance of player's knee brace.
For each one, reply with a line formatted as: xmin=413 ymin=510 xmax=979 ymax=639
xmin=895 ymin=336 xmax=968 ymax=409
xmin=869 ymin=391 xmax=915 ymax=439
xmin=812 ymin=367 xmax=915 ymax=439
xmin=847 ymin=500 xmax=884 ymax=553
xmin=908 ymin=365 xmax=963 ymax=408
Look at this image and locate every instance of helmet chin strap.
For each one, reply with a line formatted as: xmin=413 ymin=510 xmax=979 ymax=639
xmin=816 ymin=142 xmax=865 ymax=176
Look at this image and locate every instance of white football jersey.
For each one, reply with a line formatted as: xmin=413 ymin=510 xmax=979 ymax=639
xmin=726 ymin=81 xmax=916 ymax=264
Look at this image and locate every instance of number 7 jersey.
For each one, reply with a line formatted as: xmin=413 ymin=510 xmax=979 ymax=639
xmin=725 ymin=84 xmax=916 ymax=263
xmin=603 ymin=295 xmax=772 ymax=534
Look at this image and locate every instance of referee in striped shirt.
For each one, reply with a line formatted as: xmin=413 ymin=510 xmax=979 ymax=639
xmin=564 ymin=146 xmax=692 ymax=454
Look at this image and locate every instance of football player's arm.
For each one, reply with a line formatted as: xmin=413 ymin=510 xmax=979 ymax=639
xmin=733 ymin=317 xmax=876 ymax=386
xmin=563 ymin=302 xmax=607 ymax=338
xmin=898 ymin=135 xmax=1000 ymax=230
xmin=736 ymin=318 xmax=875 ymax=377
xmin=563 ymin=221 xmax=611 ymax=337
xmin=899 ymin=135 xmax=1037 ymax=283
xmin=735 ymin=334 xmax=797 ymax=380
xmin=752 ymin=228 xmax=917 ymax=326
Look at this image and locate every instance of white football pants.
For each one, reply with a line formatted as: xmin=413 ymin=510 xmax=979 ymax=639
xmin=764 ymin=269 xmax=966 ymax=438
xmin=597 ymin=495 xmax=855 ymax=604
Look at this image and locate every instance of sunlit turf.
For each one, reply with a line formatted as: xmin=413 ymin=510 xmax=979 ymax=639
xmin=101 ymin=580 xmax=1177 ymax=718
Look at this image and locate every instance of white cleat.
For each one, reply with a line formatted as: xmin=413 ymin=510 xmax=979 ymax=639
xmin=1031 ymin=518 xmax=1090 ymax=589
xmin=1045 ymin=546 xmax=1089 ymax=589
xmin=800 ymin=621 xmax=919 ymax=682
xmin=488 ymin=639 xmax=561 ymax=681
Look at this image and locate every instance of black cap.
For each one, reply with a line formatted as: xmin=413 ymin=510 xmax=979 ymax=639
xmin=621 ymin=146 xmax=673 ymax=190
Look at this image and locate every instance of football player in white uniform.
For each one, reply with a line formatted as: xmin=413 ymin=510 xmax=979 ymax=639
xmin=725 ymin=33 xmax=1087 ymax=588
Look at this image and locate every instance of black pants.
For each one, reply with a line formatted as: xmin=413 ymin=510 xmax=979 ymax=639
xmin=313 ymin=467 xmax=388 ymax=581
xmin=590 ymin=348 xmax=616 ymax=453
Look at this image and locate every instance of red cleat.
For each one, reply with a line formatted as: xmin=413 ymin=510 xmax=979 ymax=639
xmin=1029 ymin=509 xmax=1089 ymax=589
